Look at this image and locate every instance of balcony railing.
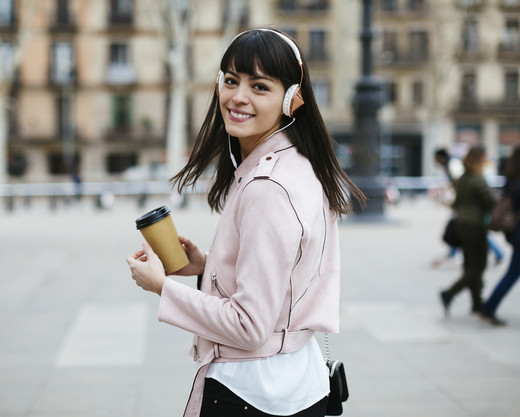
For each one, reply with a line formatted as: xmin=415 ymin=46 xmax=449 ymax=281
xmin=455 ymin=0 xmax=485 ymax=10
xmin=378 ymin=50 xmax=429 ymax=66
xmin=108 ymin=12 xmax=134 ymax=27
xmin=49 ymin=68 xmax=76 ymax=86
xmin=457 ymin=97 xmax=520 ymax=115
xmin=456 ymin=46 xmax=485 ymax=61
xmin=497 ymin=42 xmax=520 ymax=60
xmin=50 ymin=13 xmax=77 ymax=32
xmin=105 ymin=64 xmax=136 ymax=85
xmin=500 ymin=0 xmax=520 ymax=12
xmin=378 ymin=2 xmax=429 ymax=16
xmin=278 ymin=0 xmax=329 ymax=13
xmin=104 ymin=126 xmax=164 ymax=143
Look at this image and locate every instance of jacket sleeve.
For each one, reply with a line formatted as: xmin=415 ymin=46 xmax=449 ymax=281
xmin=158 ymin=178 xmax=303 ymax=350
xmin=475 ymin=177 xmax=495 ymax=212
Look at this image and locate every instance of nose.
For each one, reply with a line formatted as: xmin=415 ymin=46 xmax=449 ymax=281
xmin=231 ymin=85 xmax=249 ymax=106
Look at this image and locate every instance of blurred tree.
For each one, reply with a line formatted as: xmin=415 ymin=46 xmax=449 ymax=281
xmin=147 ymin=0 xmax=247 ymax=176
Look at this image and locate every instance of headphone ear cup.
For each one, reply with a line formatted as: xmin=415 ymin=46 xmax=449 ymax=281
xmin=282 ymin=84 xmax=304 ymax=117
xmin=216 ymin=71 xmax=224 ymax=97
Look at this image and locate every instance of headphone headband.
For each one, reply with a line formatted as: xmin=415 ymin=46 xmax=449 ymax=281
xmin=231 ymin=29 xmax=303 ymax=67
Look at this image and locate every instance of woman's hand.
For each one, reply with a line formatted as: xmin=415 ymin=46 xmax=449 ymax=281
xmin=174 ymin=236 xmax=207 ymax=277
xmin=126 ymin=242 xmax=166 ymax=295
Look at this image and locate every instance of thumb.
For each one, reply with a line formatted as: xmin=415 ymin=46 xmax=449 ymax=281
xmin=142 ymin=242 xmax=157 ymax=258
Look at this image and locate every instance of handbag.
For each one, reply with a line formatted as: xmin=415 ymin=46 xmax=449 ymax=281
xmin=488 ymin=192 xmax=517 ymax=232
xmin=324 ymin=334 xmax=349 ymax=416
xmin=442 ymin=218 xmax=461 ymax=247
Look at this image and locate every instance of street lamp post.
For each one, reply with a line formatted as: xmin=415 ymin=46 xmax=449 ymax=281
xmin=351 ymin=0 xmax=385 ymax=217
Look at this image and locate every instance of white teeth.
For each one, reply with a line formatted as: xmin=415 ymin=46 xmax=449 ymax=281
xmin=230 ymin=110 xmax=253 ymax=119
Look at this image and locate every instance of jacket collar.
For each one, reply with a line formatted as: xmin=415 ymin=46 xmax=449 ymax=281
xmin=233 ymin=132 xmax=293 ymax=182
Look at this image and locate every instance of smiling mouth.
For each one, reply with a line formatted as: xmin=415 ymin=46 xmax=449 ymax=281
xmin=229 ymin=109 xmax=254 ymax=120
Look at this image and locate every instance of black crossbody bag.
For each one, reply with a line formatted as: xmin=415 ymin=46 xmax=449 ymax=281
xmin=324 ymin=334 xmax=349 ymax=415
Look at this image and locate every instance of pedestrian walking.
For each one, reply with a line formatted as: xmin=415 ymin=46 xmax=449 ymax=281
xmin=439 ymin=146 xmax=496 ymax=316
xmin=432 ymin=148 xmax=503 ymax=268
xmin=479 ymin=146 xmax=520 ymax=326
xmin=127 ymin=28 xmax=365 ymax=417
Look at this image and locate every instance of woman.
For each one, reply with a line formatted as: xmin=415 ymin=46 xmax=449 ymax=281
xmin=479 ymin=147 xmax=520 ymax=326
xmin=440 ymin=146 xmax=495 ymax=316
xmin=127 ymin=28 xmax=365 ymax=417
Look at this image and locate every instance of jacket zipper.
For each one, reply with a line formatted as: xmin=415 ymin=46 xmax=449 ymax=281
xmin=211 ymin=272 xmax=230 ymax=298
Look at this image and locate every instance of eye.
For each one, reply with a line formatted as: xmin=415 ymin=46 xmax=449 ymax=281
xmin=223 ymin=76 xmax=237 ymax=86
xmin=253 ymin=83 xmax=269 ymax=92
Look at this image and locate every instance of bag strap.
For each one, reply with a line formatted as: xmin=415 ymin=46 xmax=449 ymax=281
xmin=324 ymin=333 xmax=331 ymax=362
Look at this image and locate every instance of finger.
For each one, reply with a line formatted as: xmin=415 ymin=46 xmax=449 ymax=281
xmin=128 ymin=250 xmax=145 ymax=260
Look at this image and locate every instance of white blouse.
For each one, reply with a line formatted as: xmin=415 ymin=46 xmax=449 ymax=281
xmin=205 ymin=337 xmax=329 ymax=415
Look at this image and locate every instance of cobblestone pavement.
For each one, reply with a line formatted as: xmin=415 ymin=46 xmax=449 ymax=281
xmin=1 ymin=195 xmax=519 ymax=417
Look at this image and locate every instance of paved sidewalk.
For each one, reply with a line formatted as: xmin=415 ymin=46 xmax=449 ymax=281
xmin=1 ymin=196 xmax=519 ymax=417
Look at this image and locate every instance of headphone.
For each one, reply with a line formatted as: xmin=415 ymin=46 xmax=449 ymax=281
xmin=215 ymin=29 xmax=304 ymax=117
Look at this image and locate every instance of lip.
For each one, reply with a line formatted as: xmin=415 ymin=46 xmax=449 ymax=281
xmin=227 ymin=108 xmax=255 ymax=123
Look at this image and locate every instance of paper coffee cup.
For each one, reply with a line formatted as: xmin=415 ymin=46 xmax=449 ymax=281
xmin=135 ymin=206 xmax=189 ymax=275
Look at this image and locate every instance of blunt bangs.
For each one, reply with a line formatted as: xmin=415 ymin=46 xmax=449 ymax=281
xmin=220 ymin=30 xmax=300 ymax=90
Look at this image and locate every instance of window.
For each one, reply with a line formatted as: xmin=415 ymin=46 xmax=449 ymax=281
xmin=461 ymin=72 xmax=477 ymax=102
xmin=408 ymin=0 xmax=425 ymax=11
xmin=112 ymin=94 xmax=132 ymax=130
xmin=0 ymin=0 xmax=13 ymax=25
xmin=312 ymin=80 xmax=330 ymax=107
xmin=106 ymin=42 xmax=135 ymax=84
xmin=384 ymin=82 xmax=397 ymax=104
xmin=505 ymin=71 xmax=519 ymax=102
xmin=380 ymin=0 xmax=397 ymax=11
xmin=281 ymin=28 xmax=297 ymax=42
xmin=412 ymin=81 xmax=424 ymax=105
xmin=106 ymin=153 xmax=137 ymax=173
xmin=409 ymin=30 xmax=428 ymax=60
xmin=308 ymin=30 xmax=328 ymax=61
xmin=0 ymin=42 xmax=14 ymax=80
xmin=462 ymin=17 xmax=479 ymax=52
xmin=56 ymin=93 xmax=74 ymax=137
xmin=110 ymin=0 xmax=133 ymax=24
xmin=504 ymin=18 xmax=520 ymax=47
xmin=51 ymin=42 xmax=74 ymax=84
xmin=48 ymin=152 xmax=79 ymax=175
xmin=110 ymin=42 xmax=129 ymax=64
xmin=382 ymin=30 xmax=398 ymax=61
xmin=55 ymin=0 xmax=70 ymax=25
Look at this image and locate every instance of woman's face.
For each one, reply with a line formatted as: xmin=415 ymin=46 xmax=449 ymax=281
xmin=219 ymin=67 xmax=285 ymax=150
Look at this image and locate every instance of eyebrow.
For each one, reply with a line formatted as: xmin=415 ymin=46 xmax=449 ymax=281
xmin=227 ymin=70 xmax=275 ymax=83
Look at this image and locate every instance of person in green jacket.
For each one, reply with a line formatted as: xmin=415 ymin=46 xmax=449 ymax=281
xmin=440 ymin=146 xmax=496 ymax=316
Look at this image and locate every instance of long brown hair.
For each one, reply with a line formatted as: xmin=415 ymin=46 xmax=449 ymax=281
xmin=462 ymin=145 xmax=486 ymax=175
xmin=170 ymin=29 xmax=365 ymax=214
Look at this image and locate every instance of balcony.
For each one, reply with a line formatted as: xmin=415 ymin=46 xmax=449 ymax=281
xmin=49 ymin=68 xmax=76 ymax=87
xmin=456 ymin=97 xmax=520 ymax=117
xmin=104 ymin=126 xmax=164 ymax=143
xmin=378 ymin=49 xmax=429 ymax=68
xmin=455 ymin=0 xmax=485 ymax=11
xmin=497 ymin=42 xmax=520 ymax=61
xmin=278 ymin=0 xmax=329 ymax=14
xmin=500 ymin=0 xmax=520 ymax=12
xmin=108 ymin=12 xmax=134 ymax=30
xmin=456 ymin=46 xmax=486 ymax=62
xmin=105 ymin=64 xmax=136 ymax=85
xmin=377 ymin=1 xmax=429 ymax=17
xmin=50 ymin=13 xmax=77 ymax=33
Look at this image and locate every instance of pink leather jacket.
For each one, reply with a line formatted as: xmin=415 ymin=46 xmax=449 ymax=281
xmin=158 ymin=132 xmax=340 ymax=416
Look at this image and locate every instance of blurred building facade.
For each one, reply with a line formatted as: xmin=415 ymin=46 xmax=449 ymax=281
xmin=0 ymin=0 xmax=519 ymax=183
